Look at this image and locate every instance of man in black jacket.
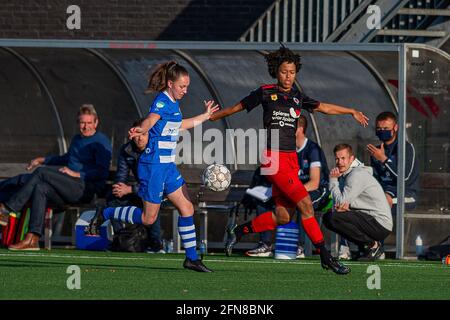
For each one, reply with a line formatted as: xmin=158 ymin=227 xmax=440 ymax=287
xmin=107 ymin=118 xmax=164 ymax=253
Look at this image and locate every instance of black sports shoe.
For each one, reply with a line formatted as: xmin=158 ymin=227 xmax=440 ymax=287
xmin=358 ymin=242 xmax=384 ymax=261
xmin=183 ymin=258 xmax=213 ymax=273
xmin=87 ymin=205 xmax=105 ymax=235
xmin=321 ymin=256 xmax=351 ymax=275
xmin=224 ymin=223 xmax=238 ymax=257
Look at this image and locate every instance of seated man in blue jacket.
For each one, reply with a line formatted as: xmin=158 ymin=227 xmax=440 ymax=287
xmin=107 ymin=118 xmax=164 ymax=253
xmin=0 ymin=104 xmax=112 ymax=250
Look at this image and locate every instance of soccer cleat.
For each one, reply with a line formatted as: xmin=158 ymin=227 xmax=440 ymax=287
xmin=358 ymin=242 xmax=384 ymax=261
xmin=338 ymin=245 xmax=352 ymax=260
xmin=321 ymin=256 xmax=351 ymax=275
xmin=183 ymin=258 xmax=213 ymax=272
xmin=87 ymin=205 xmax=105 ymax=235
xmin=245 ymin=242 xmax=273 ymax=257
xmin=224 ymin=223 xmax=238 ymax=257
xmin=296 ymin=245 xmax=305 ymax=259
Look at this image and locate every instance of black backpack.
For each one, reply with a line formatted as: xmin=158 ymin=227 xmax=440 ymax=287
xmin=110 ymin=224 xmax=149 ymax=252
xmin=422 ymin=235 xmax=450 ymax=261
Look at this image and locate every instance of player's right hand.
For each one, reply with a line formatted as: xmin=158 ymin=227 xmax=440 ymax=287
xmin=26 ymin=157 xmax=44 ymax=171
xmin=128 ymin=126 xmax=143 ymax=139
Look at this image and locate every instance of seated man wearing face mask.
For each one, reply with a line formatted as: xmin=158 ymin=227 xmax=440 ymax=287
xmin=366 ymin=111 xmax=419 ymax=211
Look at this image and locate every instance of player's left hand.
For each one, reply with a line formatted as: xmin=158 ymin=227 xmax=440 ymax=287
xmin=204 ymin=100 xmax=220 ymax=119
xmin=352 ymin=110 xmax=369 ymax=127
xmin=59 ymin=166 xmax=80 ymax=178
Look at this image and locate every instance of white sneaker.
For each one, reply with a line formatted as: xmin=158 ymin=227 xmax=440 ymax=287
xmin=379 ymin=252 xmax=385 ymax=260
xmin=245 ymin=242 xmax=273 ymax=257
xmin=296 ymin=245 xmax=305 ymax=259
xmin=338 ymin=245 xmax=352 ymax=260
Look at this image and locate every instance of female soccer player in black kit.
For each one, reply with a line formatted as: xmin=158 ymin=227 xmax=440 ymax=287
xmin=210 ymin=46 xmax=369 ymax=275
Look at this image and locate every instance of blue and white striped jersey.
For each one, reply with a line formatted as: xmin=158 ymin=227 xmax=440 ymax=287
xmin=140 ymin=91 xmax=182 ymax=164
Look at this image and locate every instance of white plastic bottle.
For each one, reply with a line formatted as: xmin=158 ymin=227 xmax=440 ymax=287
xmin=415 ymin=235 xmax=424 ymax=257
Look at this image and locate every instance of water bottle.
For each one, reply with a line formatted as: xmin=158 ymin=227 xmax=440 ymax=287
xmin=166 ymin=239 xmax=174 ymax=253
xmin=415 ymin=235 xmax=424 ymax=258
xmin=199 ymin=240 xmax=207 ymax=260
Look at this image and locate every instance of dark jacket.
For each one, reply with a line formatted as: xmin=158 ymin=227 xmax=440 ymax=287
xmin=370 ymin=137 xmax=419 ymax=198
xmin=115 ymin=141 xmax=143 ymax=194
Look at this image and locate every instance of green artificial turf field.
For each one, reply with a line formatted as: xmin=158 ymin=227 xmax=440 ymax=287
xmin=0 ymin=248 xmax=448 ymax=300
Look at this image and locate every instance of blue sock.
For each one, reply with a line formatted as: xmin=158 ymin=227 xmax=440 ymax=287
xmin=178 ymin=215 xmax=199 ymax=261
xmin=103 ymin=206 xmax=143 ymax=224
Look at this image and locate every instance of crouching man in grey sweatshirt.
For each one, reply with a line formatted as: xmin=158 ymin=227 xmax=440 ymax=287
xmin=323 ymin=143 xmax=393 ymax=261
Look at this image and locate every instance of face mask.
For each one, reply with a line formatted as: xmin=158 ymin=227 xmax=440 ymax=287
xmin=376 ymin=129 xmax=393 ymax=142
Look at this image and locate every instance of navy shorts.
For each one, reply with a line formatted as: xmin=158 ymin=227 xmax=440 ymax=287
xmin=138 ymin=162 xmax=185 ymax=204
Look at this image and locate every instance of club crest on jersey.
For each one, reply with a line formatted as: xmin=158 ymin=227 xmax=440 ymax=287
xmin=156 ymin=101 xmax=165 ymax=109
xmin=289 ymin=107 xmax=301 ymax=118
xmin=293 ymin=97 xmax=300 ymax=105
xmin=271 ymin=94 xmax=278 ymax=101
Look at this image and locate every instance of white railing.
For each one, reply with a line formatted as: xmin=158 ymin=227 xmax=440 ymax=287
xmin=240 ymin=0 xmax=368 ymax=43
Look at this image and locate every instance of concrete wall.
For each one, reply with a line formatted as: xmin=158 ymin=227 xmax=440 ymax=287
xmin=0 ymin=0 xmax=273 ymax=40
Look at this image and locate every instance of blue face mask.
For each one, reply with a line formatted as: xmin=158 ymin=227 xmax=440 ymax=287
xmin=376 ymin=129 xmax=393 ymax=142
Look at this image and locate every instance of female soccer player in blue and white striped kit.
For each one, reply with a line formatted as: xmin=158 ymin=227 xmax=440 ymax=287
xmin=90 ymin=61 xmax=218 ymax=272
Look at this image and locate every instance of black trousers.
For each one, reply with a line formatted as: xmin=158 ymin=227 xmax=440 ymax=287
xmin=322 ymin=210 xmax=391 ymax=247
xmin=5 ymin=167 xmax=93 ymax=237
xmin=0 ymin=173 xmax=32 ymax=203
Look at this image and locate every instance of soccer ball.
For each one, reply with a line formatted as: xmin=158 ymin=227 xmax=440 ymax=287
xmin=202 ymin=164 xmax=232 ymax=192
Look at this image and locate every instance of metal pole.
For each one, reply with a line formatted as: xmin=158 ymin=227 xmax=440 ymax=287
xmin=396 ymin=44 xmax=407 ymax=259
xmin=332 ymin=0 xmax=338 ymax=31
xmin=299 ymin=0 xmax=305 ymax=42
xmin=308 ymin=0 xmax=313 ymax=42
xmin=275 ymin=1 xmax=280 ymax=42
xmin=323 ymin=0 xmax=330 ymax=41
xmin=291 ymin=0 xmax=297 ymax=42
xmin=258 ymin=19 xmax=263 ymax=42
xmin=267 ymin=9 xmax=272 ymax=42
xmin=316 ymin=0 xmax=320 ymax=42
xmin=283 ymin=0 xmax=288 ymax=42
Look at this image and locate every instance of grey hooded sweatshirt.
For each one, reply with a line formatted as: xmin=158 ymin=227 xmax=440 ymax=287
xmin=329 ymin=159 xmax=393 ymax=231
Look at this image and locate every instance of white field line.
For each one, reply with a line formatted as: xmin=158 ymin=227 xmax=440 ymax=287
xmin=0 ymin=253 xmax=444 ymax=269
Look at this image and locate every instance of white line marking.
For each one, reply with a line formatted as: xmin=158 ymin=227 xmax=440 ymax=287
xmin=0 ymin=253 xmax=443 ymax=269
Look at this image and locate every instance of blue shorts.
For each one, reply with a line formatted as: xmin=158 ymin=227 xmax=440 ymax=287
xmin=138 ymin=162 xmax=185 ymax=204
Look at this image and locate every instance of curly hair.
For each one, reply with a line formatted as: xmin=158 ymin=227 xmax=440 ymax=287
xmin=145 ymin=60 xmax=189 ymax=94
xmin=264 ymin=45 xmax=302 ymax=78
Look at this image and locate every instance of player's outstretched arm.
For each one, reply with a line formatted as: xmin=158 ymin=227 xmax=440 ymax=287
xmin=181 ymin=100 xmax=220 ymax=130
xmin=209 ymin=102 xmax=244 ymax=121
xmin=128 ymin=113 xmax=161 ymax=139
xmin=315 ymin=102 xmax=369 ymax=127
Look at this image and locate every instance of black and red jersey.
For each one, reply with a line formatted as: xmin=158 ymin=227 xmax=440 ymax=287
xmin=240 ymin=84 xmax=320 ymax=151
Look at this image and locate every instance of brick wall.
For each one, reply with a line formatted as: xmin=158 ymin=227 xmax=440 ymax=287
xmin=0 ymin=0 xmax=274 ymax=40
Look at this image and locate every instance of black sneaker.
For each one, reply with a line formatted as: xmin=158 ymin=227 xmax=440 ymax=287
xmin=87 ymin=205 xmax=105 ymax=235
xmin=224 ymin=223 xmax=238 ymax=257
xmin=321 ymin=256 xmax=351 ymax=275
xmin=358 ymin=242 xmax=384 ymax=261
xmin=183 ymin=258 xmax=213 ymax=273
